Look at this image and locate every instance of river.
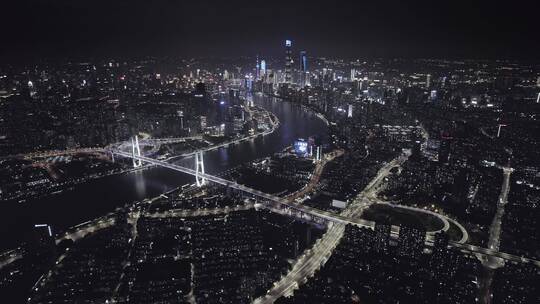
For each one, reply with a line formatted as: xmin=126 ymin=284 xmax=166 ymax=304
xmin=0 ymin=95 xmax=329 ymax=251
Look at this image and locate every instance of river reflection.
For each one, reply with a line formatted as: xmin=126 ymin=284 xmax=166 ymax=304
xmin=0 ymin=95 xmax=328 ymax=250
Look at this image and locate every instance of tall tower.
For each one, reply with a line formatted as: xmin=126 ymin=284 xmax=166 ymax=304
xmin=131 ymin=136 xmax=142 ymax=168
xmin=195 ymin=151 xmax=206 ymax=187
xmin=299 ymin=51 xmax=307 ymax=72
xmin=255 ymin=55 xmax=260 ymax=80
xmin=300 ymin=50 xmax=307 ymax=87
xmin=284 ymin=40 xmax=293 ymax=84
xmin=260 ymin=60 xmax=266 ymax=78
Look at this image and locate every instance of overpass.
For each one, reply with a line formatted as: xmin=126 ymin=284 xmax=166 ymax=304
xmin=111 ymin=148 xmax=373 ymax=226
xmin=110 ymin=146 xmax=540 ymax=267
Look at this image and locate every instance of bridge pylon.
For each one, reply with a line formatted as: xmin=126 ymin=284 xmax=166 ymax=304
xmin=195 ymin=151 xmax=206 ymax=187
xmin=131 ymin=136 xmax=142 ymax=168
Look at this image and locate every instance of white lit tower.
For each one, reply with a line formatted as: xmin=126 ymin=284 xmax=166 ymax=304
xmin=299 ymin=50 xmax=307 ymax=86
xmin=255 ymin=55 xmax=260 ymax=80
xmin=260 ymin=60 xmax=266 ymax=79
xmin=284 ymin=40 xmax=293 ymax=84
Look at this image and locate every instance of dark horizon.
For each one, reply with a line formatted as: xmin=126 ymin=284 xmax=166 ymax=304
xmin=2 ymin=0 xmax=539 ymax=63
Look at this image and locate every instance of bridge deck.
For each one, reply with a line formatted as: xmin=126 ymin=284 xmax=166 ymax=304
xmin=111 ymin=149 xmax=540 ymax=267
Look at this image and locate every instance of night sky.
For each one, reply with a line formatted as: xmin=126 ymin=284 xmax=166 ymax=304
xmin=2 ymin=0 xmax=539 ymax=61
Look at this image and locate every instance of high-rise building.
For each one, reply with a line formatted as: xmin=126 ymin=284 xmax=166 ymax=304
xmin=244 ymin=74 xmax=253 ymax=91
xmin=200 ymin=116 xmax=207 ymax=129
xmin=350 ymin=68 xmax=356 ymax=81
xmin=260 ymin=60 xmax=266 ymax=78
xmin=537 ymin=76 xmax=540 ymax=87
xmin=537 ymin=92 xmax=540 ymax=103
xmin=347 ymin=104 xmax=353 ymax=118
xmin=299 ymin=50 xmax=308 ymax=87
xmin=299 ymin=51 xmax=307 ymax=72
xmin=255 ymin=55 xmax=260 ymax=80
xmin=426 ymin=74 xmax=431 ymax=89
xmin=284 ymin=40 xmax=293 ymax=84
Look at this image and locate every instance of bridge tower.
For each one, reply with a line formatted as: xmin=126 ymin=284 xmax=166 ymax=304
xmin=195 ymin=151 xmax=206 ymax=187
xmin=131 ymin=136 xmax=142 ymax=168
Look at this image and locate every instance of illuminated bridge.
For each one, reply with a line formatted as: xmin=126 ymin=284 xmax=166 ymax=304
xmin=110 ymin=145 xmax=540 ymax=267
xmin=110 ymin=148 xmax=373 ymax=227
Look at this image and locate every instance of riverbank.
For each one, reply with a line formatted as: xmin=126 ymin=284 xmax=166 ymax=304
xmin=0 ymin=94 xmax=329 ymax=253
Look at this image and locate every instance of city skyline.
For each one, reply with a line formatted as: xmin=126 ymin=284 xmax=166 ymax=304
xmin=0 ymin=2 xmax=539 ymax=303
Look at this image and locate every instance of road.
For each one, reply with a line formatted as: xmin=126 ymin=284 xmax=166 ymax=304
xmin=478 ymin=166 xmax=513 ymax=304
xmin=487 ymin=167 xmax=513 ymax=254
xmin=113 ymin=148 xmax=540 ymax=269
xmin=144 ymin=203 xmax=255 ymax=218
xmin=253 ymin=222 xmax=345 ymax=304
xmin=286 ymin=149 xmax=344 ymax=204
xmin=253 ymin=152 xmax=409 ymax=304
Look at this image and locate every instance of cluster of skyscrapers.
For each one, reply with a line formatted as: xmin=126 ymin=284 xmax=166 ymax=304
xmin=248 ymin=40 xmax=311 ymax=91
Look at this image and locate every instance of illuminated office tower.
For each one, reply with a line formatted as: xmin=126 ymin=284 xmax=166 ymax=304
xmin=284 ymin=40 xmax=292 ymax=84
xmin=347 ymin=104 xmax=353 ymax=118
xmin=255 ymin=55 xmax=260 ymax=80
xmin=299 ymin=50 xmax=307 ymax=86
xmin=350 ymin=68 xmax=356 ymax=81
xmin=426 ymin=74 xmax=431 ymax=89
xmin=260 ymin=60 xmax=266 ymax=78
xmin=300 ymin=51 xmax=307 ymax=72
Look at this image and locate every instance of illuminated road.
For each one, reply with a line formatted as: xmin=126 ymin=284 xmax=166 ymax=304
xmin=144 ymin=203 xmax=255 ymax=218
xmin=253 ymin=153 xmax=410 ymax=304
xmin=478 ymin=166 xmax=514 ymax=304
xmin=0 ymin=248 xmax=23 ymax=270
xmin=112 ymin=150 xmax=540 ymax=270
xmin=487 ymin=167 xmax=513 ymax=260
xmin=286 ymin=149 xmax=344 ymax=204
xmin=253 ymin=222 xmax=345 ymax=303
xmin=5 ymin=147 xmax=105 ymax=160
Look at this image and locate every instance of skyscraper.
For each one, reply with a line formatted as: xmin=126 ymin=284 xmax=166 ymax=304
xmin=350 ymin=68 xmax=356 ymax=81
xmin=284 ymin=40 xmax=292 ymax=84
xmin=299 ymin=50 xmax=307 ymax=87
xmin=426 ymin=74 xmax=431 ymax=89
xmin=299 ymin=51 xmax=307 ymax=72
xmin=260 ymin=60 xmax=266 ymax=78
xmin=255 ymin=55 xmax=260 ymax=80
